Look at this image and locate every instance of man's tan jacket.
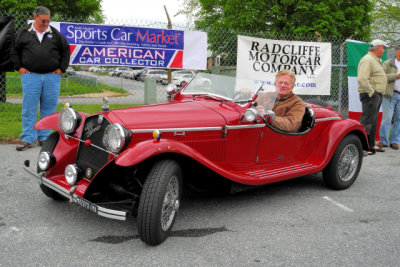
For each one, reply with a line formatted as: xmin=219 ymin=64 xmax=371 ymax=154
xmin=382 ymin=57 xmax=399 ymax=98
xmin=357 ymin=52 xmax=387 ymax=97
xmin=272 ymin=93 xmax=305 ymax=132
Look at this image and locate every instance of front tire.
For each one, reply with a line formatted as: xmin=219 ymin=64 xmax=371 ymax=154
xmin=323 ymin=134 xmax=363 ymax=190
xmin=137 ymin=160 xmax=182 ymax=245
xmin=38 ymin=132 xmax=66 ymax=201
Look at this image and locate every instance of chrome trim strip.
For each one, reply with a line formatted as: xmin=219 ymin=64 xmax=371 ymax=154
xmin=130 ymin=126 xmax=223 ymax=133
xmin=315 ymin=117 xmax=341 ymax=122
xmin=24 ymin=166 xmax=126 ymax=221
xmin=43 ymin=179 xmax=71 ymax=198
xmin=225 ymin=124 xmax=265 ymax=130
xmin=130 ymin=124 xmax=267 ymax=133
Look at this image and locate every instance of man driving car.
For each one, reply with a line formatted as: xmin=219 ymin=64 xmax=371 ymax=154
xmin=257 ymin=70 xmax=305 ymax=132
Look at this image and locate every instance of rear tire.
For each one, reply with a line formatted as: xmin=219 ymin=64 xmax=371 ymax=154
xmin=137 ymin=160 xmax=182 ymax=245
xmin=38 ymin=132 xmax=66 ymax=201
xmin=323 ymin=134 xmax=363 ymax=190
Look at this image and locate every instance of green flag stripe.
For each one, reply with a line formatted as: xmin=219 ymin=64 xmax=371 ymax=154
xmin=347 ymin=41 xmax=388 ymax=77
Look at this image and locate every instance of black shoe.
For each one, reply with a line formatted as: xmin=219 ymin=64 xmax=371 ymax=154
xmin=390 ymin=143 xmax=399 ymax=150
xmin=16 ymin=141 xmax=33 ymax=151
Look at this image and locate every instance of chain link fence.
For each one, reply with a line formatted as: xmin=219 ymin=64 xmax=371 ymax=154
xmin=1 ymin=10 xmax=351 ymax=139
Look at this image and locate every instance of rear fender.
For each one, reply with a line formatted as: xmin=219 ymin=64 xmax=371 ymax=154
xmin=115 ymin=139 xmax=209 ymax=167
xmin=310 ymin=119 xmax=368 ymax=167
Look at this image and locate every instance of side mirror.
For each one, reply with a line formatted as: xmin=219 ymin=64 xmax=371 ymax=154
xmin=264 ymin=110 xmax=275 ymax=124
xmin=166 ymin=83 xmax=177 ymax=101
xmin=166 ymin=84 xmax=177 ymax=95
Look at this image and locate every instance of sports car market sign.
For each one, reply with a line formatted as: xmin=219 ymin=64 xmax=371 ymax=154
xmin=52 ymin=22 xmax=207 ymax=69
xmin=237 ymin=35 xmax=331 ymax=95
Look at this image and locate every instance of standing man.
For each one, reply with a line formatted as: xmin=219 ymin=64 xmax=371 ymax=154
xmin=357 ymin=39 xmax=388 ymax=154
xmin=11 ymin=6 xmax=70 ymax=151
xmin=377 ymin=45 xmax=400 ymax=150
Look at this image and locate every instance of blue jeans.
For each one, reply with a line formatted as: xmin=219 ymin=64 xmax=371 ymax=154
xmin=20 ymin=73 xmax=61 ymax=144
xmin=379 ymin=92 xmax=400 ymax=145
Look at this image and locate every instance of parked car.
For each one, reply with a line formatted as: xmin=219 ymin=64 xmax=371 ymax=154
xmin=88 ymin=66 xmax=98 ymax=72
xmin=120 ymin=68 xmax=135 ymax=79
xmin=131 ymin=68 xmax=147 ymax=80
xmin=96 ymin=67 xmax=108 ymax=74
xmin=138 ymin=69 xmax=167 ymax=82
xmin=108 ymin=67 xmax=132 ymax=77
xmin=24 ymin=73 xmax=368 ymax=246
xmin=173 ymin=73 xmax=194 ymax=88
xmin=161 ymin=70 xmax=195 ymax=85
xmin=65 ymin=67 xmax=76 ymax=75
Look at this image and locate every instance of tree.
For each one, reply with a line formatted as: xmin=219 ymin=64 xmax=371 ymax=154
xmin=371 ymin=0 xmax=400 ymax=46
xmin=179 ymin=0 xmax=374 ymax=63
xmin=0 ymin=0 xmax=103 ymax=22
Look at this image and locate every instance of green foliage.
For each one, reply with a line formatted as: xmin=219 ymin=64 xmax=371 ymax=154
xmin=180 ymin=0 xmax=374 ymax=64
xmin=0 ymin=102 xmax=137 ymax=138
xmin=371 ymin=0 xmax=400 ymax=45
xmin=0 ymin=0 xmax=103 ymax=22
xmin=5 ymin=72 xmax=127 ymax=97
xmin=192 ymin=0 xmax=373 ymax=39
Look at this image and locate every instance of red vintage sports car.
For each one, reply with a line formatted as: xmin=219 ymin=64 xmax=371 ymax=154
xmin=24 ymin=73 xmax=368 ymax=246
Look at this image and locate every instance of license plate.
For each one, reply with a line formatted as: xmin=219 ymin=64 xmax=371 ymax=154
xmin=73 ymin=196 xmax=98 ymax=213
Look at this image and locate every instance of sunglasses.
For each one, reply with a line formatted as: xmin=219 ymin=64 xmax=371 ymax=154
xmin=40 ymin=19 xmax=50 ymax=24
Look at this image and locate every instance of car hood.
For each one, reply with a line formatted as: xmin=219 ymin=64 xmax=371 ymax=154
xmin=108 ymin=101 xmax=229 ymax=130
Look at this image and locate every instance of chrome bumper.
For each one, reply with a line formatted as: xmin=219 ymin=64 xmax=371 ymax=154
xmin=23 ymin=161 xmax=127 ymax=221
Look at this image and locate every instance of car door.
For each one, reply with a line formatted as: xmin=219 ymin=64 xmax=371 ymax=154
xmin=256 ymin=125 xmax=307 ymax=166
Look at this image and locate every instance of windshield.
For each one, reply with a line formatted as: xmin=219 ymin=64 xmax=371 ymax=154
xmin=181 ymin=72 xmax=277 ymax=111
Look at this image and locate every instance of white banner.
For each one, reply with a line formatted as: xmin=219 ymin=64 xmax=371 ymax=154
xmin=237 ymin=35 xmax=331 ymax=95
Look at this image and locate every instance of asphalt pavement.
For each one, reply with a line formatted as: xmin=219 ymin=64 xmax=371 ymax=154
xmin=0 ymin=143 xmax=399 ymax=266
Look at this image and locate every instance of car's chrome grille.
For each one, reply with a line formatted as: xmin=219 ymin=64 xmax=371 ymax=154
xmin=76 ymin=115 xmax=111 ymax=180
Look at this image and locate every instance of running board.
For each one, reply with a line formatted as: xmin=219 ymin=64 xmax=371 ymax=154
xmin=246 ymin=162 xmax=318 ymax=179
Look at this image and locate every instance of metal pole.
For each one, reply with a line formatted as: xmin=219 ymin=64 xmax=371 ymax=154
xmin=164 ymin=5 xmax=172 ymax=86
xmin=0 ymin=73 xmax=6 ymax=103
xmin=338 ymin=45 xmax=344 ymax=116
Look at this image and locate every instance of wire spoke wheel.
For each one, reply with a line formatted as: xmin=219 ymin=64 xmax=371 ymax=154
xmin=138 ymin=160 xmax=182 ymax=246
xmin=337 ymin=144 xmax=359 ymax=182
xmin=161 ymin=175 xmax=180 ymax=231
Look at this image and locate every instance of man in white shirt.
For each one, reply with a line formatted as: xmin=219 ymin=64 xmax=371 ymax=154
xmin=377 ymin=45 xmax=400 ymax=150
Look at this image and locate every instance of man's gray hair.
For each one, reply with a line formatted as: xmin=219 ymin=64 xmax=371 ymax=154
xmin=33 ymin=6 xmax=50 ymax=16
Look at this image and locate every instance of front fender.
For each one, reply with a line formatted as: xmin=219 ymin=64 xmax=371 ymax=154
xmin=34 ymin=112 xmax=89 ymax=130
xmin=115 ymin=139 xmax=211 ymax=167
xmin=34 ymin=113 xmax=58 ymax=130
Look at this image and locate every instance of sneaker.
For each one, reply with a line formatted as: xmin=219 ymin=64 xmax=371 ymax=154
xmin=16 ymin=141 xmax=33 ymax=151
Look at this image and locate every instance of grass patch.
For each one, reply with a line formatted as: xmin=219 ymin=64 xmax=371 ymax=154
xmin=0 ymin=102 xmax=138 ymax=138
xmin=5 ymin=72 xmax=127 ymax=97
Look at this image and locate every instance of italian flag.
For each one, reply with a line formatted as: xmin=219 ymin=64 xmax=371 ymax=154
xmin=347 ymin=40 xmax=386 ymax=140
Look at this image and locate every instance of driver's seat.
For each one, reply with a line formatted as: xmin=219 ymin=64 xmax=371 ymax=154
xmin=297 ymin=106 xmax=315 ymax=133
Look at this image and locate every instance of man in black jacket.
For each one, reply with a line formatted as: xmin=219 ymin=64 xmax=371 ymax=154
xmin=11 ymin=6 xmax=70 ymax=151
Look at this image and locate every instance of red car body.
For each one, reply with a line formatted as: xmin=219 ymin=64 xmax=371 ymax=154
xmin=24 ymin=73 xmax=368 ymax=245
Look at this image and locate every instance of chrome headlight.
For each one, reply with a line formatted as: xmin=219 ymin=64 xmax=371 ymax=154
xmin=244 ymin=108 xmax=258 ymax=122
xmin=102 ymin=123 xmax=130 ymax=153
xmin=65 ymin=164 xmax=80 ymax=185
xmin=58 ymin=108 xmax=82 ymax=134
xmin=38 ymin=152 xmax=51 ymax=171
